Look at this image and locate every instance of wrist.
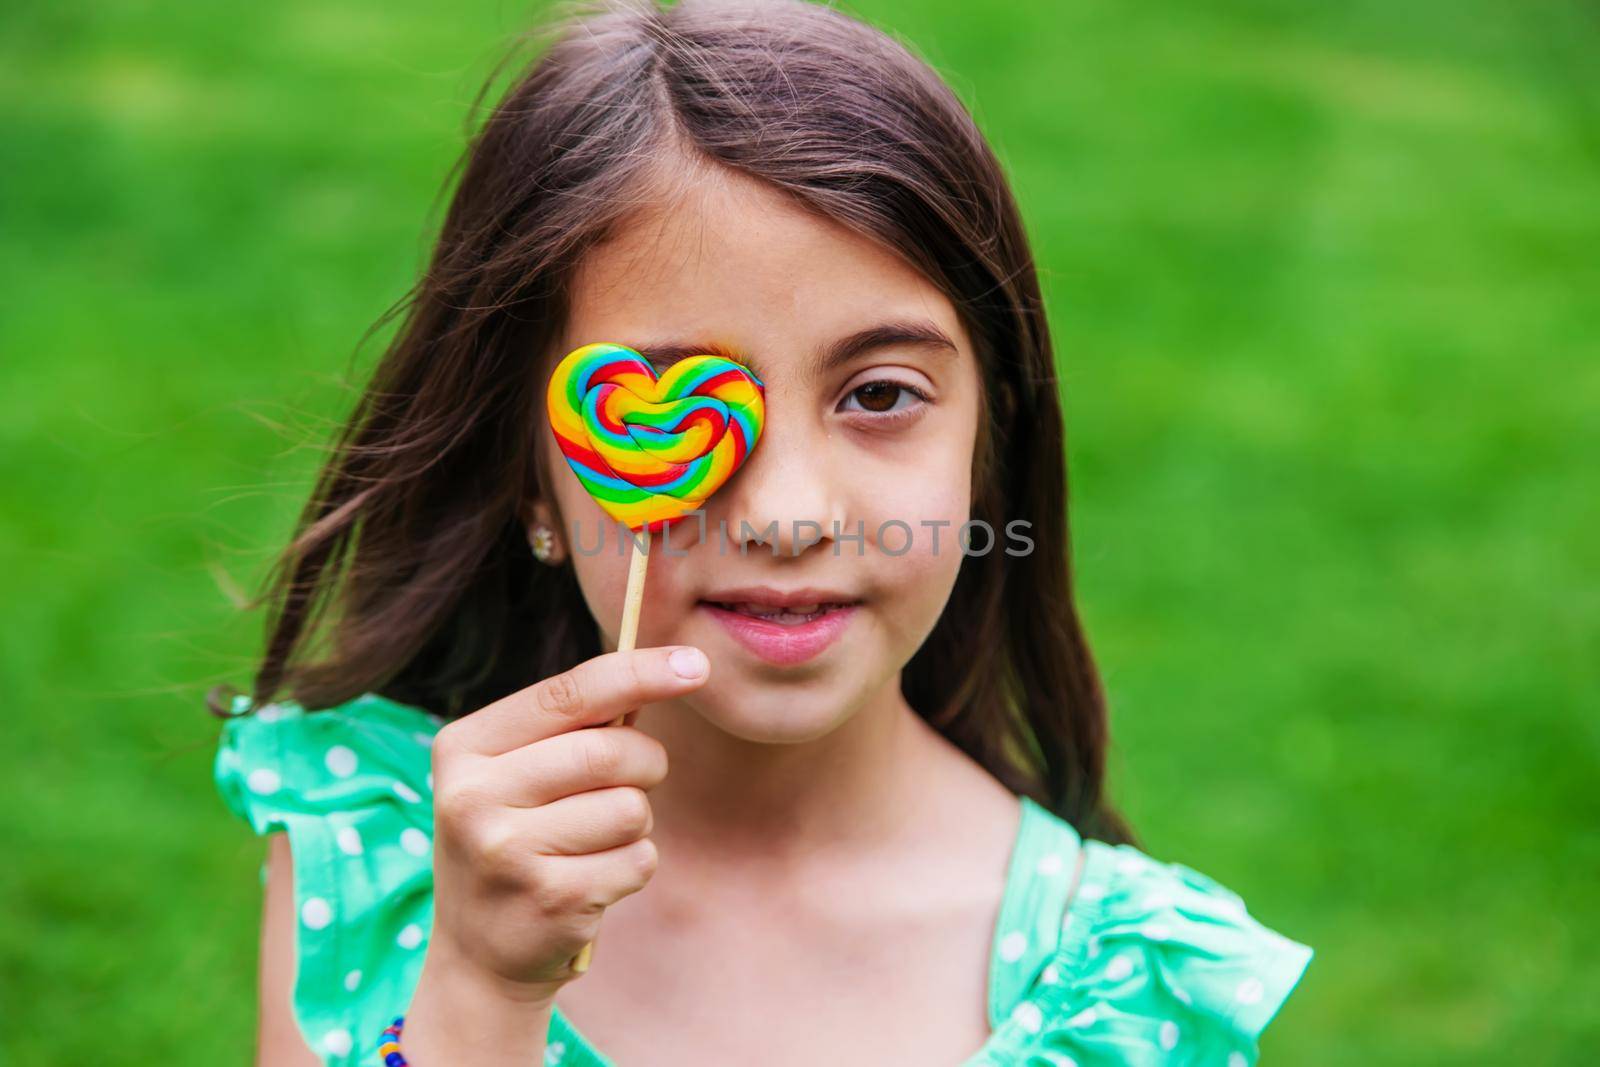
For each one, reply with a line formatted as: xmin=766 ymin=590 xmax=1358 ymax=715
xmin=400 ymin=936 xmax=560 ymax=1065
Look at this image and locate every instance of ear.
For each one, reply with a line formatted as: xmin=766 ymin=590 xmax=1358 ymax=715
xmin=517 ymin=495 xmax=553 ymax=530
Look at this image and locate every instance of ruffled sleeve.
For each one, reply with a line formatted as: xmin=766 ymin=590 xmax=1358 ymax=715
xmin=971 ymin=807 xmax=1313 ymax=1066
xmin=214 ymin=691 xmax=443 ymax=1066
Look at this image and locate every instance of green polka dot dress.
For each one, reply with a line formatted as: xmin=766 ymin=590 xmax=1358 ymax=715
xmin=215 ymin=691 xmax=1312 ymax=1065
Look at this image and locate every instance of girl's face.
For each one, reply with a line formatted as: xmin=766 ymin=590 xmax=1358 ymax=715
xmin=536 ymin=167 xmax=981 ymax=741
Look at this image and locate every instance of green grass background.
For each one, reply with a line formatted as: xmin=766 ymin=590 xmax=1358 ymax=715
xmin=2 ymin=0 xmax=1596 ymax=1062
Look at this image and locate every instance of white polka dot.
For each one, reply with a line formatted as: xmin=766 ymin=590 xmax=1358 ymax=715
xmin=1087 ymin=935 xmax=1102 ymax=959
xmin=1065 ymin=1005 xmax=1099 ymax=1028
xmin=335 ymin=827 xmax=363 ymax=856
xmin=426 ymin=772 xmax=434 ymax=792
xmin=397 ymin=923 xmax=424 ymax=949
xmin=1236 ymin=976 xmax=1265 ymax=1005
xmin=322 ymin=1029 xmax=353 ymax=1057
xmin=1159 ymin=1020 xmax=1180 ymax=1050
xmin=393 ymin=781 xmax=421 ymax=803
xmin=545 ymin=1042 xmax=567 ymax=1065
xmin=412 ymin=731 xmax=434 ymax=747
xmin=1010 ymin=1000 xmax=1043 ymax=1034
xmin=246 ymin=768 xmax=281 ymax=795
xmin=998 ymin=931 xmax=1028 ymax=962
xmin=1145 ymin=922 xmax=1171 ymax=941
xmin=301 ymin=897 xmax=332 ymax=930
xmin=1116 ymin=854 xmax=1146 ymax=876
xmin=257 ymin=703 xmax=288 ymax=723
xmin=1040 ymin=963 xmax=1060 ymax=985
xmin=1173 ymin=984 xmax=1193 ymax=1005
xmin=1036 ymin=852 xmax=1064 ymax=875
xmin=1142 ymin=891 xmax=1173 ymax=911
xmin=343 ymin=969 xmax=362 ymax=992
xmin=1228 ymin=1054 xmax=1248 ymax=1067
xmin=1104 ymin=952 xmax=1134 ymax=982
xmin=1076 ymin=881 xmax=1108 ymax=902
xmin=400 ymin=828 xmax=431 ymax=857
xmin=325 ymin=745 xmax=358 ymax=778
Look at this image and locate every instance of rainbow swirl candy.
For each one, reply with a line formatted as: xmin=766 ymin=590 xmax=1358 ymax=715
xmin=546 ymin=341 xmax=765 ymax=533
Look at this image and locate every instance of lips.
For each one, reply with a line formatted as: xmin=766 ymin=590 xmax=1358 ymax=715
xmin=697 ymin=587 xmax=860 ymax=666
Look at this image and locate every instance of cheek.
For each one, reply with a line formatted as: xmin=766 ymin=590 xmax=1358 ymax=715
xmin=854 ymin=511 xmax=967 ymax=664
xmin=566 ymin=521 xmax=627 ymax=605
xmin=846 ymin=429 xmax=975 ymax=622
xmin=848 ymin=418 xmax=976 ymax=535
xmin=546 ymin=450 xmax=636 ymax=626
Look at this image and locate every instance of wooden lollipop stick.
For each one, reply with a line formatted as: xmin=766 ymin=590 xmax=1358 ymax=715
xmin=616 ymin=528 xmax=652 ymax=657
xmin=568 ymin=528 xmax=651 ymax=975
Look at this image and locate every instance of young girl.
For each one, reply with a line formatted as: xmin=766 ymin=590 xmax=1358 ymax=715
xmin=210 ymin=0 xmax=1312 ymax=1063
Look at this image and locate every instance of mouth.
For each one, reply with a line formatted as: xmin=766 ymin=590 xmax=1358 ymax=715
xmin=696 ymin=588 xmax=861 ymax=666
xmin=701 ymin=600 xmax=855 ymax=624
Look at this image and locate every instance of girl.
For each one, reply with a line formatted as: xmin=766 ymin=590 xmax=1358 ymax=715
xmin=210 ymin=0 xmax=1313 ymax=1063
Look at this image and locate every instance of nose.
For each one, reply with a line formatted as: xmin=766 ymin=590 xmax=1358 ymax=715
xmin=713 ymin=405 xmax=846 ymax=558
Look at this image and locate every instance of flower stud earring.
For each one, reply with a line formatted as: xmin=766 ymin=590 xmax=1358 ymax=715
xmin=530 ymin=523 xmax=560 ymax=564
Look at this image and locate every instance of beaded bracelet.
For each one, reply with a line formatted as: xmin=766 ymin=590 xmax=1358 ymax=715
xmin=377 ymin=1015 xmax=408 ymax=1066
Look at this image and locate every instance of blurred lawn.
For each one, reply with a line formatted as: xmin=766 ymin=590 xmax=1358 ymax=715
xmin=2 ymin=0 xmax=1596 ymax=1063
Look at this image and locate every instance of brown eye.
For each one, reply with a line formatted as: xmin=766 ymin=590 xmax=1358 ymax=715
xmin=837 ymin=379 xmax=930 ymax=420
xmin=854 ymin=382 xmax=901 ymax=412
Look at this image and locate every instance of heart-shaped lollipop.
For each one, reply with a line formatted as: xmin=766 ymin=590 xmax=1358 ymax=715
xmin=547 ymin=341 xmax=765 ymax=533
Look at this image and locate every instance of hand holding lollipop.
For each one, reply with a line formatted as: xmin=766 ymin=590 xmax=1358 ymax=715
xmin=545 ymin=340 xmax=765 ymax=971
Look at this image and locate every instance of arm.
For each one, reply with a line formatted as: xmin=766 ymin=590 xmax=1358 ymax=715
xmin=257 ymin=834 xmax=324 ymax=1066
xmin=400 ymin=940 xmax=557 ymax=1066
xmin=259 ymin=831 xmax=555 ymax=1066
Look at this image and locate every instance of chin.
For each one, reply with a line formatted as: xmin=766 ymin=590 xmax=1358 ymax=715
xmin=687 ymin=684 xmax=861 ymax=744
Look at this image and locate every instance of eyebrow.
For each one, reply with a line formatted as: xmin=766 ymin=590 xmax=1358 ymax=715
xmin=624 ymin=319 xmax=959 ymax=380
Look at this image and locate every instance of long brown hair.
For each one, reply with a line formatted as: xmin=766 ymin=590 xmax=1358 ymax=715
xmin=210 ymin=0 xmax=1130 ymax=843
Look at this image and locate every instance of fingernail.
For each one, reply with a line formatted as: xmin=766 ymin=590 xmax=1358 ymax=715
xmin=668 ymin=647 xmax=707 ymax=679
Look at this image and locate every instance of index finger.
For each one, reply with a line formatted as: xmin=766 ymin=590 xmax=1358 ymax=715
xmin=440 ymin=646 xmax=709 ymax=756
